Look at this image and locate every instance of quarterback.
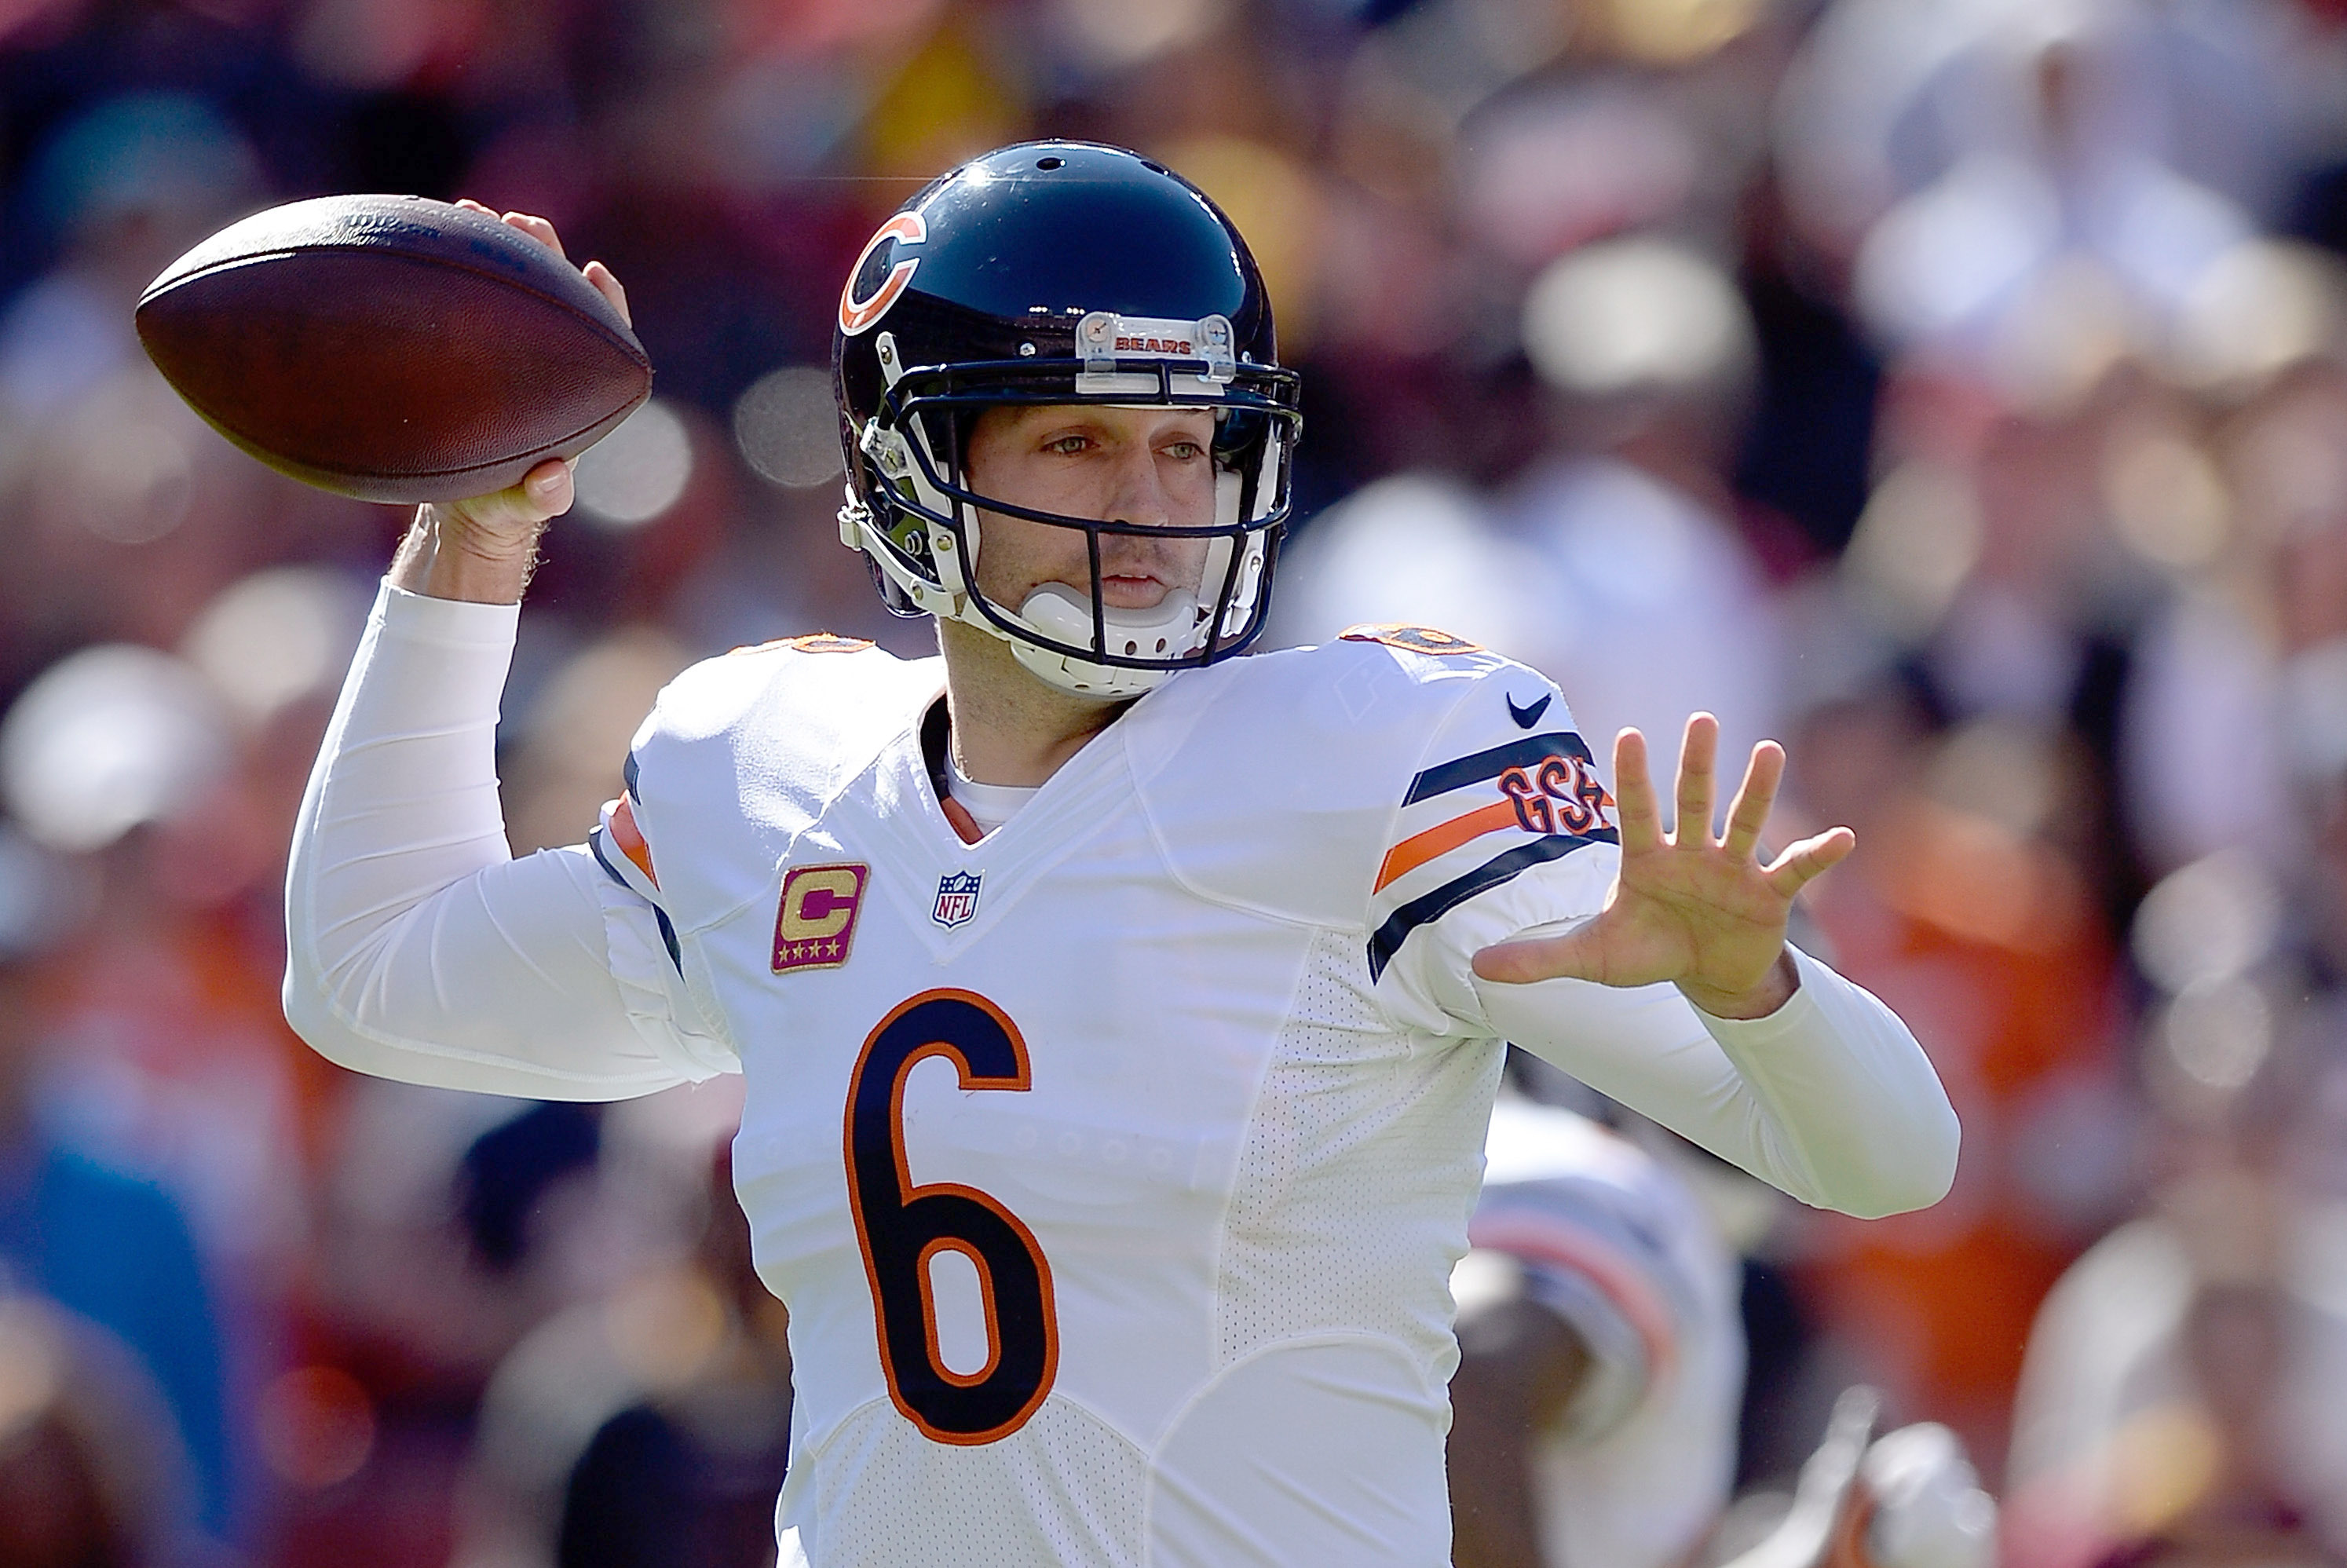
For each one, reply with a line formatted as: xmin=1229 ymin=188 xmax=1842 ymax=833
xmin=283 ymin=143 xmax=1958 ymax=1566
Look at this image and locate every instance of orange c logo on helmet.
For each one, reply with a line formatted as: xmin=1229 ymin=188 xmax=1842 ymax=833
xmin=839 ymin=214 xmax=927 ymax=337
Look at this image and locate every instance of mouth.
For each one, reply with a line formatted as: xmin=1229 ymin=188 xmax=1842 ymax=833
xmin=1099 ymin=571 xmax=1172 ymax=610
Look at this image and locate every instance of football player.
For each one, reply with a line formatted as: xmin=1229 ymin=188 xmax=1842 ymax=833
xmin=1449 ymin=1138 xmax=1998 ymax=1568
xmin=1447 ymin=1093 xmax=1746 ymax=1568
xmin=283 ymin=142 xmax=1958 ymax=1566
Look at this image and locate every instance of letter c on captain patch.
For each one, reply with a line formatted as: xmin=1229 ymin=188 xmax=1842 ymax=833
xmin=773 ymin=863 xmax=869 ymax=974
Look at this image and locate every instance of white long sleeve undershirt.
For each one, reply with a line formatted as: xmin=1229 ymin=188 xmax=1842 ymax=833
xmin=284 ymin=583 xmax=1957 ymax=1217
xmin=1475 ymin=954 xmax=1956 ymax=1219
xmin=283 ymin=583 xmax=728 ymax=1100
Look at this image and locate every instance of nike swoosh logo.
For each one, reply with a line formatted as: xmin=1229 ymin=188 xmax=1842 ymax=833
xmin=1506 ymin=692 xmax=1552 ymax=729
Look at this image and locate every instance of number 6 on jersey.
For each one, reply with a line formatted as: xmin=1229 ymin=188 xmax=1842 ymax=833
xmin=844 ymin=989 xmax=1059 ymax=1444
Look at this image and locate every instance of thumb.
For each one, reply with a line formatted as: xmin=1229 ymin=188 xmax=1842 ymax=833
xmin=434 ymin=459 xmax=574 ymax=540
xmin=1471 ymin=923 xmax=1603 ymax=985
xmin=519 ymin=457 xmax=575 ymax=518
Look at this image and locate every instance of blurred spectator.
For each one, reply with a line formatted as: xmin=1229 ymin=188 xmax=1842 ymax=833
xmin=2005 ymin=1142 xmax=2347 ymax=1566
xmin=1500 ymin=236 xmax=1784 ymax=781
xmin=554 ymin=1147 xmax=792 ymax=1568
xmin=2005 ymin=795 xmax=2347 ymax=1566
xmin=0 ymin=91 xmax=298 ymax=688
xmin=1779 ymin=670 xmax=2129 ymax=1471
xmin=1279 ymin=235 xmax=1786 ymax=792
xmin=0 ymin=638 xmax=311 ymax=1415
xmin=500 ymin=625 xmax=694 ymax=858
xmin=455 ymin=1089 xmax=772 ymax=1568
xmin=0 ymin=1291 xmax=193 ymax=1567
xmin=0 ymin=92 xmax=258 ymax=425
xmin=1777 ymin=0 xmax=2332 ymax=375
xmin=0 ymin=828 xmax=232 ymax=1544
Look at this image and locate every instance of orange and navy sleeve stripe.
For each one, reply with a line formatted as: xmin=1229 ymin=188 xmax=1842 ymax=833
xmin=1366 ymin=727 xmax=1617 ymax=981
xmin=589 ymin=752 xmax=682 ymax=971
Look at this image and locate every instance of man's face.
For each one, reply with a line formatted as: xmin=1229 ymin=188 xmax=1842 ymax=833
xmin=961 ymin=404 xmax=1218 ymax=613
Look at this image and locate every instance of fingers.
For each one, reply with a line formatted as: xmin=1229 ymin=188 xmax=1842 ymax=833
xmin=583 ymin=260 xmax=631 ymax=327
xmin=1674 ymin=713 xmax=1718 ymax=845
xmin=459 ymin=197 xmax=630 ymax=327
xmin=500 ymin=210 xmax=567 ymax=258
xmin=1720 ymin=740 xmax=1786 ymax=863
xmin=1610 ymin=728 xmax=1664 ymax=853
xmin=456 ymin=199 xmax=564 ymax=256
xmin=1763 ymin=826 xmax=1857 ymax=898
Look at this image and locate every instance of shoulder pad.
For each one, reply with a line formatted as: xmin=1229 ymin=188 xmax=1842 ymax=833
xmin=623 ymin=641 xmax=940 ymax=926
xmin=1120 ymin=637 xmax=1581 ymax=931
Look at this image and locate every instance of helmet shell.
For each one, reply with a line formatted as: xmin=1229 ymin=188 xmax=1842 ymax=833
xmin=834 ymin=141 xmax=1275 ymax=437
xmin=829 ymin=141 xmax=1301 ymax=698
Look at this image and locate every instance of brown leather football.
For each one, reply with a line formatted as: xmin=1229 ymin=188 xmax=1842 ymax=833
xmin=136 ymin=194 xmax=652 ymax=504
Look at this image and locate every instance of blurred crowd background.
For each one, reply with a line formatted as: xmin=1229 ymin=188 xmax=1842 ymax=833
xmin=0 ymin=0 xmax=2344 ymax=1563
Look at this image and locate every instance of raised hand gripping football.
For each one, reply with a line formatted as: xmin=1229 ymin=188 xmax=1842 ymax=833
xmin=433 ymin=203 xmax=632 ymax=539
xmin=398 ymin=204 xmax=633 ymax=603
xmin=1470 ymin=714 xmax=1855 ymax=1019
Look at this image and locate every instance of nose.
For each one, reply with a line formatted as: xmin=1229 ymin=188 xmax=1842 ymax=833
xmin=1102 ymin=438 xmax=1173 ymax=530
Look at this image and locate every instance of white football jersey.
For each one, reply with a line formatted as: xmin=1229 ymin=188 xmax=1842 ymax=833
xmin=585 ymin=627 xmax=1621 ymax=1568
xmin=288 ymin=586 xmax=1957 ymax=1567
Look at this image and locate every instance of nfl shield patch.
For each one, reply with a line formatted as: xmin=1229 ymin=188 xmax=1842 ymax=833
xmin=932 ymin=870 xmax=982 ymax=928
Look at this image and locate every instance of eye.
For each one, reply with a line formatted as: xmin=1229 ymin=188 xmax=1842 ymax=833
xmin=1043 ymin=433 xmax=1092 ymax=456
xmin=1161 ymin=440 xmax=1206 ymax=462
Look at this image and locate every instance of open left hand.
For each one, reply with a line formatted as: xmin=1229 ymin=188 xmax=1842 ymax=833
xmin=1470 ymin=714 xmax=1855 ymax=1019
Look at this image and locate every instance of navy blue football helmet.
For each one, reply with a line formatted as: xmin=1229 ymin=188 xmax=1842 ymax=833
xmin=833 ymin=141 xmax=1302 ymax=697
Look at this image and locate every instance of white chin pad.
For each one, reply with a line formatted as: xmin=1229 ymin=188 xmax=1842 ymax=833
xmin=1018 ymin=583 xmax=1204 ymax=661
